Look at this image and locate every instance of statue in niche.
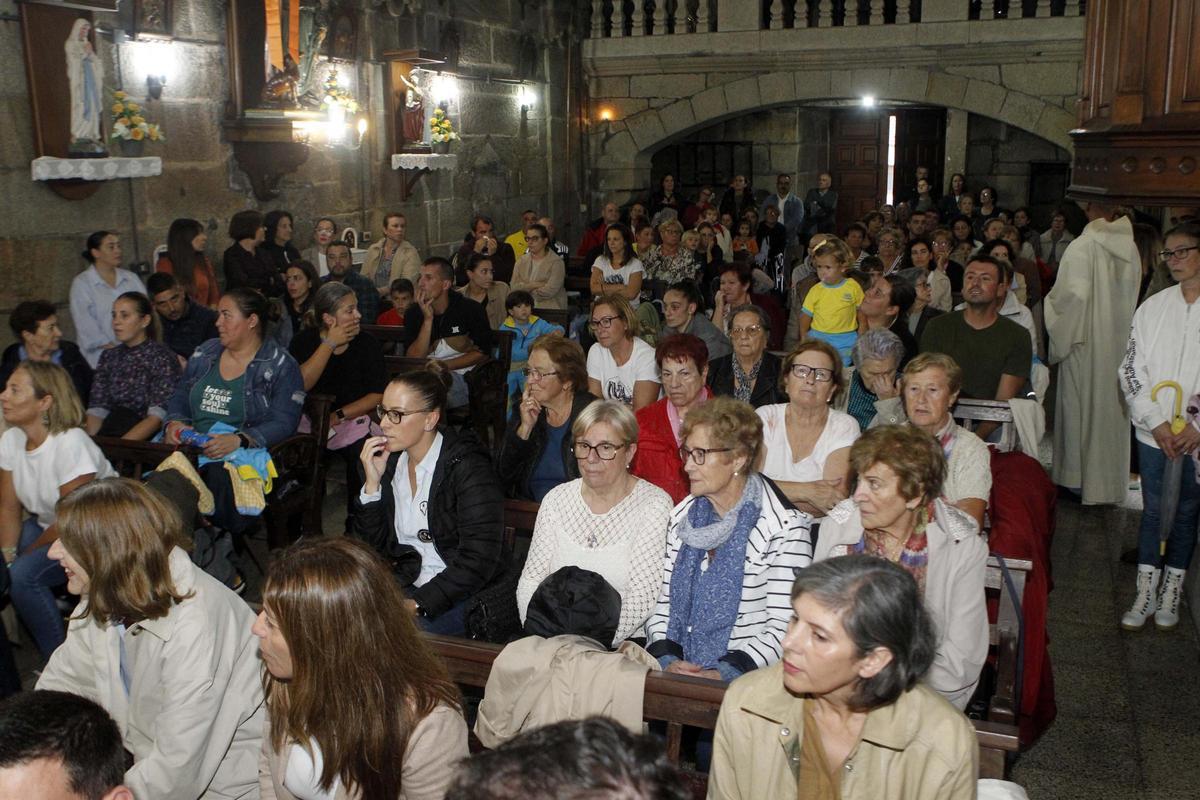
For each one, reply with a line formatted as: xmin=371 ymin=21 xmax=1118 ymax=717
xmin=263 ymin=53 xmax=301 ymax=106
xmin=64 ymin=18 xmax=106 ymax=156
xmin=397 ymin=70 xmax=426 ymax=148
xmin=296 ymin=1 xmax=329 ymax=101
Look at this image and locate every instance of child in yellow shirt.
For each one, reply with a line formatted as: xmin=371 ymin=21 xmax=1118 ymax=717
xmin=799 ymin=238 xmax=863 ymax=365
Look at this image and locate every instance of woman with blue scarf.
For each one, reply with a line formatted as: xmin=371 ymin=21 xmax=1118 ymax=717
xmin=645 ymin=396 xmax=813 ymax=682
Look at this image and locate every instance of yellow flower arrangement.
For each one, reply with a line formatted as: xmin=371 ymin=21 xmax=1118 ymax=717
xmin=109 ymin=90 xmax=165 ymax=143
xmin=430 ymin=107 xmax=459 ymax=143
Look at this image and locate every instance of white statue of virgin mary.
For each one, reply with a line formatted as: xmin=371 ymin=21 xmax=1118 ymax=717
xmin=64 ymin=18 xmax=105 ymax=152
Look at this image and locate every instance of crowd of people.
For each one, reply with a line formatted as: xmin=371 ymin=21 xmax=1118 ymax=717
xmin=0 ymin=168 xmax=1194 ymax=798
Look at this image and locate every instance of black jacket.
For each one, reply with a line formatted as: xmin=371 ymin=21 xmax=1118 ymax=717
xmin=350 ymin=427 xmax=504 ymax=617
xmin=497 ymin=390 xmax=599 ymax=500
xmin=706 ymin=352 xmax=785 ymax=408
xmin=0 ymin=341 xmax=92 ymax=405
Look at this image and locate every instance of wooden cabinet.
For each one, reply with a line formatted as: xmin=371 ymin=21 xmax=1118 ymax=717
xmin=1069 ymin=0 xmax=1200 ymax=205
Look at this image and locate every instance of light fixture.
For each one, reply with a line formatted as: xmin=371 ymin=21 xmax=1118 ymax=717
xmin=132 ymin=40 xmax=176 ymax=100
xmin=861 ymin=95 xmax=876 ymax=108
xmin=598 ymin=107 xmax=613 ymax=121
xmin=518 ymin=85 xmax=536 ymax=111
xmin=431 ymin=73 xmax=459 ymax=105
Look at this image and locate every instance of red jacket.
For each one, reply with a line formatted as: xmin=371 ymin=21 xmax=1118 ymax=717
xmin=632 ymin=398 xmax=689 ymax=505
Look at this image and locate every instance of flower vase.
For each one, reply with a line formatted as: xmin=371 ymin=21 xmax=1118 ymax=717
xmin=119 ymin=139 xmax=146 ymax=157
xmin=432 ymin=141 xmax=450 ymax=155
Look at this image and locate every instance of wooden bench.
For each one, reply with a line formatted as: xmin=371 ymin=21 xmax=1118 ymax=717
xmin=95 ymin=392 xmax=334 ymax=550
xmin=533 ymin=307 xmax=571 ymax=330
xmin=426 ymin=634 xmax=1018 ymax=789
xmin=360 ymin=323 xmax=406 ymax=356
xmin=984 ymin=554 xmax=1032 ymax=729
xmin=953 ymin=398 xmax=1018 ymax=452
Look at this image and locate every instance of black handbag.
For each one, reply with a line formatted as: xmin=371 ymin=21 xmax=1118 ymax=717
xmin=463 ymin=565 xmax=523 ymax=643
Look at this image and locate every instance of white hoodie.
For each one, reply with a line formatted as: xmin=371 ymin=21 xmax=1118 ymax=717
xmin=1119 ymin=284 xmax=1200 ymax=447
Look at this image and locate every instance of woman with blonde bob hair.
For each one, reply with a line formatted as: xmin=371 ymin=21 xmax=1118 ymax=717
xmin=37 ymin=478 xmax=265 ymax=799
xmin=254 ymin=537 xmax=468 ymax=799
xmin=0 ymin=360 xmax=115 ymax=658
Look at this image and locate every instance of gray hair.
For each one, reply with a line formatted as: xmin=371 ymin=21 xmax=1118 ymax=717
xmin=790 ymin=555 xmax=936 ymax=711
xmin=727 ymin=303 xmax=770 ymax=333
xmin=571 ymin=399 xmax=639 ymax=445
xmin=851 ymin=328 xmax=905 ymax=370
xmin=312 ymin=281 xmax=356 ymax=329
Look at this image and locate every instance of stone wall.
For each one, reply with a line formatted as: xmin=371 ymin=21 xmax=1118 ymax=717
xmin=966 ymin=113 xmax=1072 ymax=222
xmin=0 ymin=0 xmax=577 ymax=343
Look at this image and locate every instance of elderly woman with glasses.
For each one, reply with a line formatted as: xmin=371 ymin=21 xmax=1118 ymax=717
xmin=646 ymin=396 xmax=813 ymax=682
xmin=354 ymin=364 xmax=504 ymax=637
xmin=499 ymin=335 xmax=599 ymax=501
xmin=812 ymin=425 xmax=988 ymax=710
xmin=758 ymin=340 xmax=860 ymax=518
xmin=706 ymin=305 xmax=784 ymax=409
xmin=586 ymin=295 xmax=660 ymax=411
xmin=631 ymin=334 xmax=711 ymax=504
xmin=708 ymin=555 xmax=977 ymax=800
xmin=644 ymin=219 xmax=700 ymax=295
xmin=516 ymin=401 xmax=673 ymax=645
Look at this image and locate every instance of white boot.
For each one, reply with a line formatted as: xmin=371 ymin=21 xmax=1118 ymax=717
xmin=1121 ymin=565 xmax=1161 ymax=630
xmin=1156 ymin=567 xmax=1186 ymax=629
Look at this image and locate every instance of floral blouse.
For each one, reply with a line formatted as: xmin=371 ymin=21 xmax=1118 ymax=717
xmin=644 ymin=248 xmax=701 ymax=286
xmin=87 ymin=339 xmax=182 ymax=420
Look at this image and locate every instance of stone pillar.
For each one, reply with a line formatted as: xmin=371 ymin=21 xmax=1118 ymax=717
xmin=717 ymin=0 xmax=760 ymax=31
xmin=943 ymin=107 xmax=969 ymax=192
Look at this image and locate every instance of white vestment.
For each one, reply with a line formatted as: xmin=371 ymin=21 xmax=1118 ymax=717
xmin=1044 ymin=215 xmax=1141 ymax=505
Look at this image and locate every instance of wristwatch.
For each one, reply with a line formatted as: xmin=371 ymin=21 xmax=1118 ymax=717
xmin=237 ymin=433 xmax=252 ymax=449
xmin=334 ymin=408 xmax=346 ymax=423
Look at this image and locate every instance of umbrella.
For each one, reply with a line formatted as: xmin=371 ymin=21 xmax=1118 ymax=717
xmin=1151 ymin=381 xmax=1188 ymax=557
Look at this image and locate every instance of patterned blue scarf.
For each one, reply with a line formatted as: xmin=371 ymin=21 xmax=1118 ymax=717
xmin=666 ymin=476 xmax=762 ymax=668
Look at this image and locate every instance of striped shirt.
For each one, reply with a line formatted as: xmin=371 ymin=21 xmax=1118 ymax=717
xmin=646 ymin=477 xmax=814 ymax=671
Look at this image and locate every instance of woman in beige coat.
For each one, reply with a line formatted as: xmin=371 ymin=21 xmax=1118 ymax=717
xmin=37 ymin=478 xmax=265 ymax=800
xmin=510 ymin=223 xmax=567 ymax=309
xmin=254 ymin=537 xmax=468 ymax=800
xmin=362 ymin=212 xmax=422 ymax=297
xmin=708 ymin=555 xmax=977 ymax=800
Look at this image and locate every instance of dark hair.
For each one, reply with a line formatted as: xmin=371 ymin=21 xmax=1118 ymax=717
xmin=390 ymin=278 xmax=414 ymax=295
xmin=728 ymin=303 xmax=771 ymax=334
xmin=847 ymin=269 xmax=872 ymax=293
xmin=285 ymin=259 xmax=321 ymax=297
xmin=263 ymin=209 xmax=293 ymax=243
xmin=326 ymin=240 xmax=352 ymax=259
xmin=846 ymin=222 xmax=868 ymax=237
xmin=8 ymin=300 xmax=58 ymax=340
xmin=718 ymin=261 xmax=753 ymax=288
xmin=115 ymin=290 xmax=159 ymax=341
xmin=664 ymin=280 xmax=703 ymax=311
xmin=949 ymin=214 xmax=973 ymax=241
xmin=315 ymin=216 xmax=338 ymax=234
xmin=875 ymin=275 xmax=916 ymax=318
xmin=862 ymin=210 xmax=883 ymax=225
xmin=965 ymin=253 xmax=1007 ymax=283
xmin=655 ymin=333 xmax=709 ymax=370
xmin=146 ymin=271 xmax=181 ymax=297
xmin=906 ymin=236 xmax=932 ymax=259
xmin=979 ymin=184 xmax=998 ymax=204
xmin=423 ymin=256 xmax=455 ymax=282
xmin=445 ymin=716 xmax=689 ymax=800
xmin=1012 ymin=206 xmax=1032 ymax=222
xmin=790 ymin=555 xmax=936 ymax=711
xmin=165 ymin=218 xmax=205 ymax=289
xmin=82 ymin=231 xmax=117 ymax=263
xmin=1164 ymin=220 xmax=1200 ymax=244
xmin=471 ymin=214 xmax=494 ymax=232
xmin=982 ymin=237 xmax=1015 ymax=265
xmin=382 ymin=211 xmax=405 ymax=229
xmin=466 ymin=253 xmax=493 ymax=273
xmin=949 ymin=172 xmax=965 ymax=187
xmin=228 ymin=210 xmax=264 ymax=241
xmin=0 ymin=690 xmax=126 ymax=800
xmin=506 ymin=289 xmax=534 ymax=311
xmin=223 ymin=287 xmax=270 ymax=340
xmin=858 ymin=255 xmax=884 ymax=273
xmin=602 ymin=222 xmax=634 ymax=265
xmin=390 ymin=362 xmax=453 ymax=417
xmin=526 ymin=223 xmax=549 ymax=242
xmin=310 ymin=282 xmax=357 ymax=331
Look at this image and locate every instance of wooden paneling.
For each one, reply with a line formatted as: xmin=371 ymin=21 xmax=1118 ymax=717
xmin=830 ymin=110 xmax=887 ymax=235
xmin=894 ymin=108 xmax=947 ymax=201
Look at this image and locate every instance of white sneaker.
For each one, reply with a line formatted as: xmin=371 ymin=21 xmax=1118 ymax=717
xmin=1121 ymin=566 xmax=1161 ymax=630
xmin=1156 ymin=567 xmax=1186 ymax=629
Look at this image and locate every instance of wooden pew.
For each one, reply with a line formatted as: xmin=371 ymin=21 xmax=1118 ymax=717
xmin=95 ymin=392 xmax=334 ymax=550
xmin=985 ymin=554 xmax=1033 ymax=728
xmin=953 ymin=398 xmax=1018 ymax=452
xmin=533 ymin=307 xmax=571 ymax=329
xmin=360 ymin=323 xmax=406 ymax=356
xmin=425 ymin=635 xmax=1019 ymax=785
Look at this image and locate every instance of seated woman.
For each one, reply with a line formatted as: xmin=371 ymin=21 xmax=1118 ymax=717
xmin=354 ymin=365 xmax=504 ymax=636
xmin=516 ymin=401 xmax=673 ymax=645
xmin=498 ymin=335 xmax=598 ymax=502
xmin=858 ymin=272 xmax=918 ymax=362
xmin=586 ymin=295 xmax=660 ymax=411
xmin=458 ymin=254 xmax=510 ymax=330
xmin=758 ymin=340 xmax=859 ymax=518
xmin=69 ymin=230 xmax=147 ymax=369
xmin=37 ymin=479 xmax=263 ymax=798
xmin=841 ymin=328 xmax=906 ymax=432
xmin=588 ymin=222 xmax=644 ymax=309
xmin=223 ymin=210 xmax=284 ymax=298
xmin=631 ymin=334 xmax=711 ymax=504
xmin=708 ymin=555 xmax=977 ymax=799
xmin=155 ymin=217 xmax=220 ymax=307
xmin=261 ymin=209 xmax=301 ymax=272
xmin=363 ymin=211 xmax=421 ymax=297
xmin=712 ymin=263 xmax=784 ymax=350
xmin=706 ymin=305 xmax=784 ymax=409
xmin=814 ymin=425 xmax=988 ymax=709
xmin=164 ymin=288 xmax=304 ymax=541
xmin=275 ymin=259 xmax=320 ymax=349
xmin=255 ymin=537 xmax=468 ymax=799
xmin=302 ymin=216 xmax=338 ymax=277
xmin=900 ymin=265 xmax=944 ymax=342
xmin=85 ymin=292 xmax=181 ymax=440
xmin=510 ymin=223 xmax=567 ymax=310
xmin=0 ymin=300 xmax=92 ymax=405
xmin=643 ymin=219 xmax=700 ymax=297
xmin=868 ymin=353 xmax=992 ymax=529
xmin=289 ymin=283 xmax=386 ymax=530
xmin=0 ymin=361 xmax=116 ymax=658
xmin=646 ymin=397 xmax=813 ymax=682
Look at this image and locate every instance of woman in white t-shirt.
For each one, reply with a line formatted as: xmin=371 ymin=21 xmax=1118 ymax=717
xmin=0 ymin=361 xmax=115 ymax=657
xmin=757 ymin=340 xmax=859 ymax=518
xmin=588 ymin=223 xmax=644 ymax=308
xmin=586 ymin=295 xmax=660 ymax=411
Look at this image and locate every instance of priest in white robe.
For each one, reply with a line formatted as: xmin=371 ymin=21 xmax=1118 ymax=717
xmin=1044 ymin=208 xmax=1142 ymax=505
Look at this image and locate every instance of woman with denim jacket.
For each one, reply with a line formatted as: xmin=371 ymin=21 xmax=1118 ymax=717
xmin=164 ymin=288 xmax=305 ymax=538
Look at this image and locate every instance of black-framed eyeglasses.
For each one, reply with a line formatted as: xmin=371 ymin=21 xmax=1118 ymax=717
xmin=679 ymin=445 xmax=732 ymax=465
xmin=522 ymin=367 xmax=559 ymax=381
xmin=790 ymin=364 xmax=834 ymax=382
xmin=1159 ymin=246 xmax=1199 ymax=261
xmin=572 ymin=440 xmax=626 ymax=460
xmin=588 ymin=315 xmax=620 ymax=331
xmin=376 ymin=404 xmax=430 ymax=424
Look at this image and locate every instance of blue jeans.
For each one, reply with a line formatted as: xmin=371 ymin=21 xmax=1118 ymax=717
xmin=1137 ymin=441 xmax=1200 ymax=570
xmin=448 ymin=371 xmax=469 ymax=410
xmin=0 ymin=558 xmax=21 ymax=697
xmin=10 ymin=516 xmax=66 ymax=658
xmin=415 ymin=598 xmax=468 ymax=637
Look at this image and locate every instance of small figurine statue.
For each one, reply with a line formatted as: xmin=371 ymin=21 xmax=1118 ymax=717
xmin=263 ymin=53 xmax=301 ymax=107
xmin=397 ymin=71 xmax=425 ymax=148
xmin=64 ymin=18 xmax=107 ymax=157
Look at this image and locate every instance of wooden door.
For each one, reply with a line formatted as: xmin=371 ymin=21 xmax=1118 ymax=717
xmin=894 ymin=108 xmax=947 ymax=205
xmin=830 ymin=110 xmax=887 ymax=235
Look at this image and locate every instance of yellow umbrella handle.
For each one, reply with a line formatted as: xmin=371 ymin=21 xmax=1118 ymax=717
xmin=1152 ymin=380 xmax=1188 ymax=435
